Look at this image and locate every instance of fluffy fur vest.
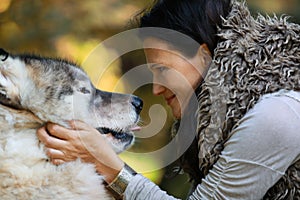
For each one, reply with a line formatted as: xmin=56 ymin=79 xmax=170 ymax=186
xmin=196 ymin=1 xmax=300 ymax=199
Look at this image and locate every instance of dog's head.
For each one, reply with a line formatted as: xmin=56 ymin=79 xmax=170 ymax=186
xmin=0 ymin=48 xmax=143 ymax=153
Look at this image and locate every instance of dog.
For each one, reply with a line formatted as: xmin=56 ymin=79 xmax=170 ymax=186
xmin=0 ymin=48 xmax=143 ymax=199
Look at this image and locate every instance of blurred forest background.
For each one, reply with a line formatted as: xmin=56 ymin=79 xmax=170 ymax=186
xmin=1 ymin=0 xmax=299 ymax=198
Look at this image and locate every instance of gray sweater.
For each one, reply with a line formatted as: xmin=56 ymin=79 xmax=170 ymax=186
xmin=125 ymin=90 xmax=300 ymax=199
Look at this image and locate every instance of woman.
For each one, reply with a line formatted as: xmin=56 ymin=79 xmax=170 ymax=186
xmin=37 ymin=0 xmax=300 ymax=199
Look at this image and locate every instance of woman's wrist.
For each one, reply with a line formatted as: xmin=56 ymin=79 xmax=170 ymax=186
xmin=94 ymin=156 xmax=124 ymax=183
xmin=106 ymin=163 xmax=137 ymax=199
xmin=94 ymin=156 xmax=137 ymax=198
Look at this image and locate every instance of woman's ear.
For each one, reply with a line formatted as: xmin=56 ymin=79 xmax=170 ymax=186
xmin=198 ymin=43 xmax=211 ymax=57
xmin=197 ymin=43 xmax=212 ymax=62
xmin=196 ymin=43 xmax=212 ymax=75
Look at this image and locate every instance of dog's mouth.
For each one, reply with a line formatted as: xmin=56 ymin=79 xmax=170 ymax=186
xmin=96 ymin=126 xmax=141 ymax=153
xmin=96 ymin=126 xmax=140 ymax=141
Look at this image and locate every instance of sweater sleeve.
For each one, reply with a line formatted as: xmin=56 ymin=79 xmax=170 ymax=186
xmin=124 ymin=174 xmax=180 ymax=200
xmin=124 ymin=91 xmax=300 ymax=200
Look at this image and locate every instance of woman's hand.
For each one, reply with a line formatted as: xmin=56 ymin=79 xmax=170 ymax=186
xmin=36 ymin=120 xmax=124 ymax=183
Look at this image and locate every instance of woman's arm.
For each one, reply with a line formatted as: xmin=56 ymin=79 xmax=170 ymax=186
xmin=37 ymin=120 xmax=180 ymax=199
xmin=37 ymin=91 xmax=300 ymax=199
xmin=124 ymin=91 xmax=300 ymax=199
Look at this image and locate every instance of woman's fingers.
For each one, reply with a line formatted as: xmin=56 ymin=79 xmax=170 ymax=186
xmin=46 ymin=148 xmax=65 ymax=159
xmin=52 ymin=159 xmax=65 ymax=166
xmin=36 ymin=121 xmax=124 ymax=182
xmin=46 ymin=147 xmax=77 ymax=162
xmin=37 ymin=123 xmax=92 ymax=166
xmin=68 ymin=120 xmax=92 ymax=131
xmin=37 ymin=126 xmax=68 ymax=149
xmin=46 ymin=122 xmax=75 ymax=140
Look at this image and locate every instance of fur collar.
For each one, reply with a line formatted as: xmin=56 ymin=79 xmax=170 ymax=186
xmin=196 ymin=0 xmax=300 ymax=198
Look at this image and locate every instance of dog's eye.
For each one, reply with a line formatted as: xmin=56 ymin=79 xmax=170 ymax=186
xmin=0 ymin=48 xmax=9 ymax=61
xmin=79 ymin=87 xmax=91 ymax=94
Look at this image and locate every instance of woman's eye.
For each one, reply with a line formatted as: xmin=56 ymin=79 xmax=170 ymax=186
xmin=157 ymin=66 xmax=168 ymax=72
xmin=79 ymin=87 xmax=91 ymax=94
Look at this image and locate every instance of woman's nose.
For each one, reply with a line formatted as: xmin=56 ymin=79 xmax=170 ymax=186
xmin=152 ymin=83 xmax=165 ymax=96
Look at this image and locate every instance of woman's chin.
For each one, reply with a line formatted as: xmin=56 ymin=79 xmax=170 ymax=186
xmin=172 ymin=109 xmax=182 ymax=119
xmin=169 ymin=101 xmax=182 ymax=119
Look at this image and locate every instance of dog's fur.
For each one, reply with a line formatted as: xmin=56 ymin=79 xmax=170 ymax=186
xmin=0 ymin=49 xmax=142 ymax=199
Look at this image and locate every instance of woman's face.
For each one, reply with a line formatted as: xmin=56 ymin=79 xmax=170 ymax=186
xmin=144 ymin=37 xmax=211 ymax=119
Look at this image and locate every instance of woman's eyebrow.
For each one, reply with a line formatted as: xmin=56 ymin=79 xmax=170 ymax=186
xmin=148 ymin=63 xmax=161 ymax=69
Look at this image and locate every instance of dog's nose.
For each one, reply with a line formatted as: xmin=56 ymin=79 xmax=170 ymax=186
xmin=131 ymin=96 xmax=143 ymax=114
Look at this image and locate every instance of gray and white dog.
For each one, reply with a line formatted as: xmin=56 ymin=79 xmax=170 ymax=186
xmin=0 ymin=48 xmax=142 ymax=200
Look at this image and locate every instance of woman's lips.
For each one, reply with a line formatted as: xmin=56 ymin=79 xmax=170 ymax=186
xmin=165 ymin=95 xmax=176 ymax=105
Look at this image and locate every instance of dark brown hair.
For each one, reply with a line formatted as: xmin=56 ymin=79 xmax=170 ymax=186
xmin=136 ymin=0 xmax=231 ymax=57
